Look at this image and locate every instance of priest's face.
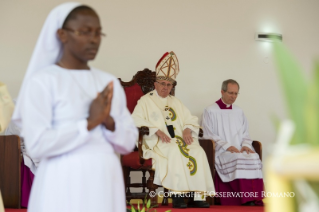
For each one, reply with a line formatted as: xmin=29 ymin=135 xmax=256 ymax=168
xmin=154 ymin=80 xmax=173 ymax=98
xmin=221 ymin=83 xmax=239 ymax=105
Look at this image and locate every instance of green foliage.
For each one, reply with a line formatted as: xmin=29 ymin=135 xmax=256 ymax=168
xmin=272 ymin=40 xmax=319 ymax=146
xmin=308 ymin=180 xmax=319 ymax=197
xmin=270 ymin=112 xmax=281 ymax=133
xmin=126 ymin=195 xmax=171 ymax=212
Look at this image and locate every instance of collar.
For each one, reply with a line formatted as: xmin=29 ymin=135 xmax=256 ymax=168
xmin=216 ymin=98 xmax=232 ymax=110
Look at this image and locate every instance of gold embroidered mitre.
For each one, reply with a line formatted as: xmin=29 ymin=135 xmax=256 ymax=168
xmin=155 ymin=51 xmax=180 ymax=83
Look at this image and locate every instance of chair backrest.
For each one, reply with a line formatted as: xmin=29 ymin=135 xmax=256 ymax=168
xmin=119 ymin=68 xmax=176 ymax=114
xmin=252 ymin=140 xmax=262 ymax=161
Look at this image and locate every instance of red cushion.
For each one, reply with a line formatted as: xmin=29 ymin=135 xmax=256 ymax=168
xmin=122 ymin=151 xmax=152 ymax=169
xmin=124 ymin=83 xmax=144 ymax=114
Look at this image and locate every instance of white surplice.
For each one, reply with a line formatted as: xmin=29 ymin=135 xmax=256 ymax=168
xmin=132 ymin=90 xmax=215 ymax=195
xmin=20 ymin=65 xmax=137 ymax=212
xmin=202 ymin=103 xmax=263 ymax=182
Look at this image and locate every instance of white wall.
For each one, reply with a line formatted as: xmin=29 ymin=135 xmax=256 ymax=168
xmin=1 ymin=0 xmax=319 ymax=187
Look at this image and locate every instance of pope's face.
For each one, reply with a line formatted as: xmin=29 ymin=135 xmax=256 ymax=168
xmin=154 ymin=80 xmax=173 ymax=98
xmin=221 ymin=83 xmax=239 ymax=105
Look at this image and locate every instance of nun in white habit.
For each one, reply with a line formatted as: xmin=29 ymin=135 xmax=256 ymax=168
xmin=12 ymin=2 xmax=137 ymax=212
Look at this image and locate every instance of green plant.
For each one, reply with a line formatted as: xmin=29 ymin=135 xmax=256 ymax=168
xmin=126 ymin=195 xmax=171 ymax=212
xmin=271 ymin=38 xmax=319 ymax=212
xmin=272 ymin=39 xmax=319 ymax=146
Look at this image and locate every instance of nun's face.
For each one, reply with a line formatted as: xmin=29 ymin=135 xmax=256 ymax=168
xmin=61 ymin=11 xmax=102 ymax=62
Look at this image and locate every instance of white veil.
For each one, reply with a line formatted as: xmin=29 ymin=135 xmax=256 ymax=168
xmin=12 ymin=2 xmax=82 ymax=127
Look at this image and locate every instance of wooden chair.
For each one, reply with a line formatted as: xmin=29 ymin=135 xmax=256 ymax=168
xmin=119 ymin=68 xmax=176 ymax=206
xmin=0 ymin=135 xmax=21 ymax=208
xmin=252 ymin=141 xmax=262 ymax=161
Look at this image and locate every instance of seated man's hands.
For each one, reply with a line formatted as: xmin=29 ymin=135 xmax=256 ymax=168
xmin=183 ymin=128 xmax=193 ymax=145
xmin=156 ymin=130 xmax=171 ymax=143
xmin=240 ymin=146 xmax=255 ymax=154
xmin=226 ymin=146 xmax=240 ymax=153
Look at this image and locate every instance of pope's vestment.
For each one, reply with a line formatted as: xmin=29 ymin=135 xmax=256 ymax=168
xmin=132 ymin=90 xmax=215 ymax=194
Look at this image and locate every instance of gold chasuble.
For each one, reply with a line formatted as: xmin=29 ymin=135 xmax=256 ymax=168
xmin=132 ymin=90 xmax=215 ymax=195
xmin=0 ymin=82 xmax=14 ymax=133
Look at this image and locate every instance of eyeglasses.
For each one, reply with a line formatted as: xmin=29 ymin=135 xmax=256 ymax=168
xmin=63 ymin=28 xmax=106 ymax=38
xmin=226 ymin=91 xmax=239 ymax=96
xmin=156 ymin=81 xmax=173 ymax=88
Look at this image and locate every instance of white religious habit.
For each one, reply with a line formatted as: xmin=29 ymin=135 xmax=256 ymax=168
xmin=11 ymin=2 xmax=138 ymax=212
xmin=201 ymin=98 xmax=263 ymax=182
xmin=132 ymin=90 xmax=215 ymax=197
xmin=19 ymin=65 xmax=137 ymax=212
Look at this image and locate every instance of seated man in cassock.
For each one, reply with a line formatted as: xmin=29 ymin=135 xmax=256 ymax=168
xmin=132 ymin=51 xmax=215 ymax=208
xmin=1 ymin=83 xmax=36 ymax=208
xmin=2 ymin=95 xmax=38 ymax=208
xmin=201 ymin=79 xmax=264 ymax=206
xmin=5 ymin=114 xmax=39 ymax=208
xmin=1 ymin=82 xmax=37 ymax=208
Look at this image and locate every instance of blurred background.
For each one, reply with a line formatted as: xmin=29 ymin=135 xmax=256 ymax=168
xmin=1 ymin=0 xmax=319 ymax=192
